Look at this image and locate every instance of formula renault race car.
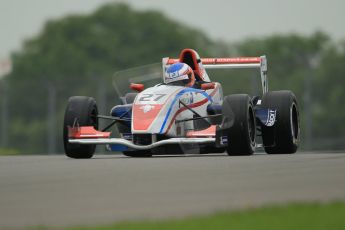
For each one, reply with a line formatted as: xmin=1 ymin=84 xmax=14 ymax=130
xmin=63 ymin=48 xmax=300 ymax=158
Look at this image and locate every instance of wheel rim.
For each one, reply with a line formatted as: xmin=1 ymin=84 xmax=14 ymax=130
xmin=290 ymin=103 xmax=299 ymax=142
xmin=248 ymin=106 xmax=255 ymax=144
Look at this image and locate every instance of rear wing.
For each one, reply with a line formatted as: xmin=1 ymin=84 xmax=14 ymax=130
xmin=163 ymin=56 xmax=268 ymax=94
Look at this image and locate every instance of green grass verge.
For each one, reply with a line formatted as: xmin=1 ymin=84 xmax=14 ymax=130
xmin=0 ymin=148 xmax=19 ymax=156
xmin=38 ymin=202 xmax=345 ymax=230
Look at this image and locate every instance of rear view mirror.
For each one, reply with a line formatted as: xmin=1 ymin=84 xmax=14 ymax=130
xmin=201 ymin=82 xmax=215 ymax=90
xmin=130 ymin=83 xmax=144 ymax=92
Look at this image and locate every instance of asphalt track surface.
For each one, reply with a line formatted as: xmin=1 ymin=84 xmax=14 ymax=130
xmin=1 ymin=152 xmax=345 ymax=228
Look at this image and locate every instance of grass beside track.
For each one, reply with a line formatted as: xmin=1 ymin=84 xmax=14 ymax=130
xmin=36 ymin=202 xmax=345 ymax=230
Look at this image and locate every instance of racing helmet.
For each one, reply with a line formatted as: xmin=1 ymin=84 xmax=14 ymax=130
xmin=164 ymin=62 xmax=195 ymax=87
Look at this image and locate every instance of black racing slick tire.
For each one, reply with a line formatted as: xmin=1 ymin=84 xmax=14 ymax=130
xmin=261 ymin=90 xmax=300 ymax=154
xmin=222 ymin=94 xmax=256 ymax=156
xmin=63 ymin=96 xmax=98 ymax=159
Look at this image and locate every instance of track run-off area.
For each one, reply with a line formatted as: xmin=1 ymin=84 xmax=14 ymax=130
xmin=0 ymin=152 xmax=345 ymax=228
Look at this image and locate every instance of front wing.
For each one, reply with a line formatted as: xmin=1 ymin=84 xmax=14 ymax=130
xmin=69 ymin=137 xmax=215 ymax=150
xmin=68 ymin=126 xmax=215 ymax=151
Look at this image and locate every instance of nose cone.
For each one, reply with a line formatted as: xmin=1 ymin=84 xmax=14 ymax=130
xmin=131 ymin=85 xmax=184 ymax=134
xmin=132 ymin=104 xmax=164 ymax=131
xmin=131 ymin=86 xmax=172 ymax=133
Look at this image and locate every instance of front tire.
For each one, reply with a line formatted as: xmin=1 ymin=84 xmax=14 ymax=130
xmin=63 ymin=96 xmax=98 ymax=159
xmin=222 ymin=94 xmax=256 ymax=156
xmin=261 ymin=90 xmax=300 ymax=154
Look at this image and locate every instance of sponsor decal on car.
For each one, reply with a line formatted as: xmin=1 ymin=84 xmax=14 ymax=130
xmin=140 ymin=104 xmax=155 ymax=113
xmin=266 ymin=109 xmax=276 ymax=126
xmin=178 ymin=92 xmax=194 ymax=107
xmin=221 ymin=136 xmax=228 ymax=145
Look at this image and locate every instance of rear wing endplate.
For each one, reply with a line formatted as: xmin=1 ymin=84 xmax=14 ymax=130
xmin=163 ymin=56 xmax=268 ymax=94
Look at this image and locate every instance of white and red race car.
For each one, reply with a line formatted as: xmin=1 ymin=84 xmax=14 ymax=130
xmin=63 ymin=48 xmax=300 ymax=158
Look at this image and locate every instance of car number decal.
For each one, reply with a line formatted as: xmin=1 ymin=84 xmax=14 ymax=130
xmin=139 ymin=94 xmax=166 ymax=102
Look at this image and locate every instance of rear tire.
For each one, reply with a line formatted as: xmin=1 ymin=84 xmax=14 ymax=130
xmin=261 ymin=90 xmax=299 ymax=154
xmin=222 ymin=94 xmax=256 ymax=156
xmin=63 ymin=96 xmax=98 ymax=159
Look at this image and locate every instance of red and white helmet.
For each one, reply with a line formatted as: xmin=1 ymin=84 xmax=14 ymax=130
xmin=164 ymin=62 xmax=195 ymax=87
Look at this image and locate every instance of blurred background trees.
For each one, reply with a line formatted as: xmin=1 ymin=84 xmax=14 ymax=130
xmin=1 ymin=2 xmax=344 ymax=154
